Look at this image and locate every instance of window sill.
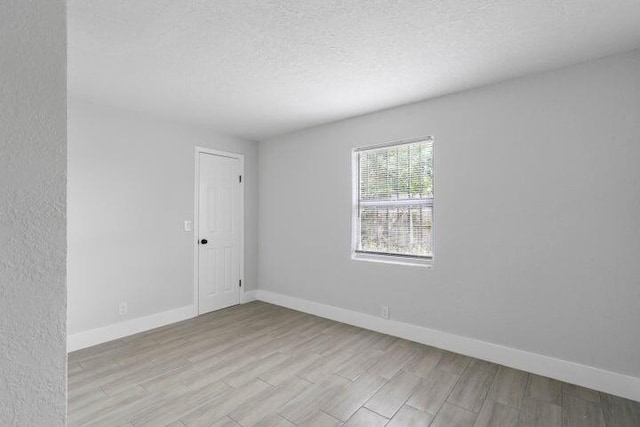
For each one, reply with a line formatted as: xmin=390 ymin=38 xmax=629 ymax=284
xmin=351 ymin=252 xmax=433 ymax=268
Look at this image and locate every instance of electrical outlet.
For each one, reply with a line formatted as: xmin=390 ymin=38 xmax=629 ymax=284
xmin=184 ymin=220 xmax=192 ymax=232
xmin=118 ymin=301 xmax=128 ymax=316
xmin=381 ymin=305 xmax=389 ymax=319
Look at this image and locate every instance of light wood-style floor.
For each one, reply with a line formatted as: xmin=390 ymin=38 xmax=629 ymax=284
xmin=68 ymin=302 xmax=640 ymax=427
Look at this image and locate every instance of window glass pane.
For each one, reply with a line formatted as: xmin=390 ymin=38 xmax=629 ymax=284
xmin=359 ymin=141 xmax=433 ymax=201
xmin=356 ymin=139 xmax=433 ymax=258
xmin=359 ymin=205 xmax=433 ymax=257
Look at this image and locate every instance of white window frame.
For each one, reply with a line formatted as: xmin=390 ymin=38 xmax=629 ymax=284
xmin=351 ymin=137 xmax=434 ymax=268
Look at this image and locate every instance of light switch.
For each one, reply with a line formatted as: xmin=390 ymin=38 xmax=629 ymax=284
xmin=184 ymin=220 xmax=192 ymax=232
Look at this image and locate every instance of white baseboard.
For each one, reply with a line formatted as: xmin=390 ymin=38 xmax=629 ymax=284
xmin=256 ymin=290 xmax=640 ymax=402
xmin=242 ymin=290 xmax=257 ymax=303
xmin=67 ymin=305 xmax=195 ymax=352
xmin=69 ymin=292 xmax=257 ymax=353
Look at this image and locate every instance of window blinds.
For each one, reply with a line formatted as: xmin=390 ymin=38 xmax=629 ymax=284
xmin=356 ymin=138 xmax=433 ymax=258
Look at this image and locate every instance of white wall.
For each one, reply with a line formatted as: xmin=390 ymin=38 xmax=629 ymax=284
xmin=67 ymin=99 xmax=258 ymax=335
xmin=259 ymin=50 xmax=640 ymax=379
xmin=0 ymin=1 xmax=67 ymax=425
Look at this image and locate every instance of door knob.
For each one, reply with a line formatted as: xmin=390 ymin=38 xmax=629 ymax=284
xmin=200 ymin=239 xmax=208 ymax=245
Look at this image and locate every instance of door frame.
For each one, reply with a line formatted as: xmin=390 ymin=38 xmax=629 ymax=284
xmin=193 ymin=146 xmax=245 ymax=315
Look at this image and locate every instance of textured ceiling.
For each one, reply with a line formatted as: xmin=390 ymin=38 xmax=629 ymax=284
xmin=68 ymin=0 xmax=640 ymax=140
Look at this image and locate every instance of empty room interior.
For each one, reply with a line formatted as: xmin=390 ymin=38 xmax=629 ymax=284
xmin=2 ymin=1 xmax=640 ymax=426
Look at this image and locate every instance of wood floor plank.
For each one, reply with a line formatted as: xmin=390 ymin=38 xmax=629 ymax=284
xmin=387 ymin=404 xmax=434 ymax=426
xmin=68 ymin=359 xmax=122 ymax=385
xmin=68 ymin=385 xmax=149 ymax=426
xmin=297 ymin=348 xmax=356 ymax=383
xmin=229 ymin=376 xmax=311 ymax=427
xmin=406 ymin=368 xmax=459 ymax=415
xmin=278 ymin=374 xmax=350 ymax=424
xmin=525 ymin=374 xmax=562 ymax=405
xmin=254 ymin=413 xmax=295 ymax=427
xmin=297 ymin=411 xmax=342 ymax=427
xmin=364 ymin=371 xmax=421 ymax=418
xmin=600 ymin=393 xmax=640 ymax=427
xmin=370 ymin=335 xmax=399 ymax=351
xmin=343 ymin=407 xmax=389 ymax=427
xmin=180 ymin=380 xmax=272 ymax=427
xmin=563 ymin=382 xmax=601 ymax=403
xmin=180 ymin=355 xmax=258 ymax=390
xmin=68 ymin=387 xmax=108 ymax=412
xmin=130 ymin=381 xmax=231 ymax=426
xmin=185 ymin=336 xmax=241 ymax=365
xmin=138 ymin=360 xmax=198 ymax=392
xmin=447 ymin=366 xmax=495 ymax=413
xmin=467 ymin=359 xmax=499 ymax=375
xmin=434 ymin=352 xmax=472 ymax=376
xmin=250 ymin=332 xmax=307 ymax=360
xmin=286 ymin=333 xmax=334 ymax=356
xmin=487 ymin=367 xmax=528 ymax=409
xmin=518 ymin=399 xmax=561 ymax=427
xmin=222 ymin=351 xmax=291 ymax=388
xmin=403 ymin=346 xmax=444 ymax=378
xmin=79 ymin=384 xmax=190 ymax=427
xmin=335 ymin=348 xmax=385 ymax=381
xmin=562 ymin=394 xmax=605 ymax=427
xmin=473 ymin=399 xmax=519 ymax=427
xmin=322 ymin=372 xmax=387 ymax=421
xmin=68 ymin=357 xmax=150 ymax=394
xmin=259 ymin=352 xmax=322 ymax=386
xmin=113 ymin=338 xmax=190 ymax=366
xmin=340 ymin=329 xmax=383 ymax=354
xmin=149 ymin=337 xmax=222 ymax=366
xmin=430 ymin=402 xmax=476 ymax=427
xmin=209 ymin=418 xmax=240 ymax=427
xmin=217 ymin=334 xmax=286 ymax=362
xmin=68 ymin=361 xmax=84 ymax=376
xmin=296 ymin=317 xmax=334 ymax=338
xmin=102 ymin=358 xmax=192 ymax=396
xmin=368 ymin=340 xmax=421 ymax=379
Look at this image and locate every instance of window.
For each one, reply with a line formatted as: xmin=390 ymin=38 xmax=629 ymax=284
xmin=352 ymin=137 xmax=434 ymax=265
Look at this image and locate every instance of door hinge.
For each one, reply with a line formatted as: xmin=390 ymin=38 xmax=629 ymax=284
xmin=239 ymin=175 xmax=242 ymax=183
xmin=239 ymin=279 xmax=242 ymax=287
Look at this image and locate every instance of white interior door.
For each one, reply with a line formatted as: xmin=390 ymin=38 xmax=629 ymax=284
xmin=198 ymin=152 xmax=241 ymax=314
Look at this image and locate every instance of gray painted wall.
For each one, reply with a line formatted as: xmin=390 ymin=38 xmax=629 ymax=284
xmin=258 ymin=50 xmax=640 ymax=378
xmin=0 ymin=1 xmax=67 ymax=425
xmin=67 ymin=99 xmax=258 ymax=334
